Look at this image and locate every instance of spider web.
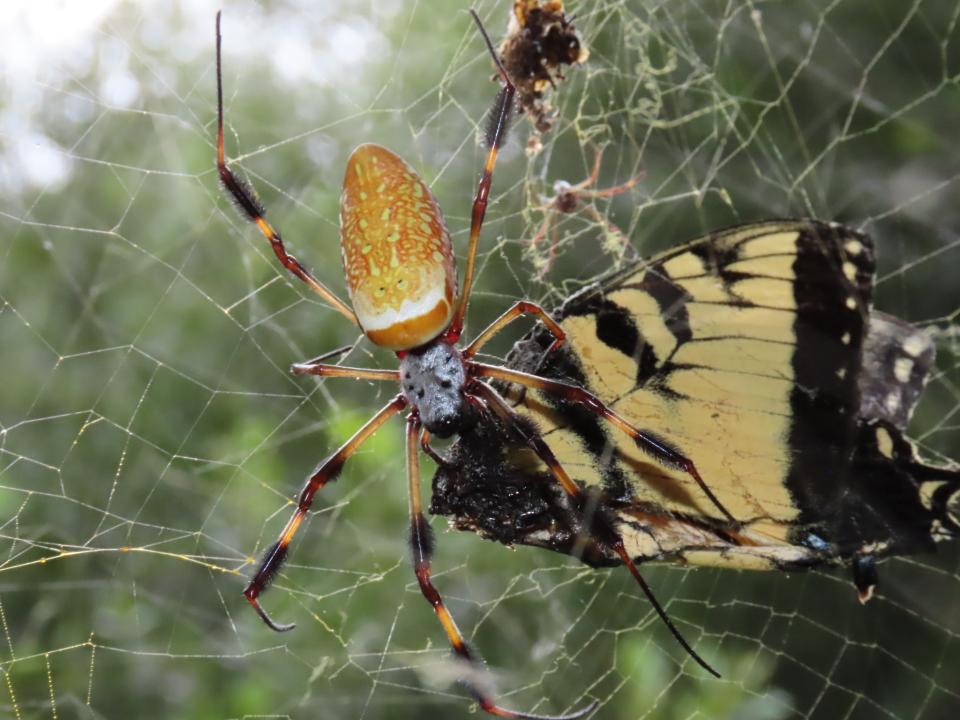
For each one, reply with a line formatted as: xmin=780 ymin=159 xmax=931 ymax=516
xmin=1 ymin=1 xmax=959 ymax=718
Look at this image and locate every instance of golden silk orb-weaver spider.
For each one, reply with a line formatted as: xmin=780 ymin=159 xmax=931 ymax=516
xmin=528 ymin=145 xmax=645 ymax=276
xmin=215 ymin=11 xmax=728 ymax=719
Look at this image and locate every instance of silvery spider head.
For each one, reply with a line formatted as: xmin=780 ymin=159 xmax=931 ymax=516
xmin=400 ymin=342 xmax=469 ymax=438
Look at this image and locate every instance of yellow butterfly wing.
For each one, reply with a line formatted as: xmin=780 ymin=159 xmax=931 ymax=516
xmin=433 ymin=220 xmax=959 ymax=584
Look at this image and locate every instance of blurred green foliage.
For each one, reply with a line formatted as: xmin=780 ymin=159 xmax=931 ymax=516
xmin=0 ymin=1 xmax=958 ymax=719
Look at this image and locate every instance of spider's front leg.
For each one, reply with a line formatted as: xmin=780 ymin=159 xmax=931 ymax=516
xmin=291 ymin=360 xmax=399 ymax=382
xmin=464 ymin=300 xmax=567 ymax=358
xmin=215 ymin=12 xmax=357 ymax=326
xmin=403 ymin=413 xmax=597 ymax=720
xmin=243 ymin=395 xmax=407 ymax=631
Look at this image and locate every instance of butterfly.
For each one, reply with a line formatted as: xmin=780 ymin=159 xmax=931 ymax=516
xmin=431 ymin=219 xmax=960 ymax=603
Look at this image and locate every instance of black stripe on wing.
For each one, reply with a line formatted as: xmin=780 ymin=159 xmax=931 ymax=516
xmin=783 ymin=224 xmax=875 ymax=530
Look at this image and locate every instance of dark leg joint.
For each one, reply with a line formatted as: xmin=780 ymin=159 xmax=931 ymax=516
xmin=243 ymin=540 xmax=296 ymax=632
xmin=297 ymin=460 xmax=344 ymax=508
xmin=243 ymin=585 xmax=296 ymax=633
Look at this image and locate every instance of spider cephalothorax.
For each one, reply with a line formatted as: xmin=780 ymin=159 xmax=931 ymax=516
xmin=400 ymin=342 xmax=469 ymax=438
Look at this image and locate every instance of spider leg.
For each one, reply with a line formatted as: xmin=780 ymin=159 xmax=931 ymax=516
xmin=215 ymin=12 xmax=357 ymax=326
xmin=569 ymin=144 xmax=604 ymax=192
xmin=243 ymin=395 xmax=407 ymax=632
xmin=545 ymin=224 xmax=560 ymax=276
xmin=447 ymin=10 xmax=517 ymax=341
xmin=404 ymin=414 xmax=597 ymax=720
xmin=473 ymin=383 xmax=720 ymax=679
xmin=574 ymin=145 xmax=644 ymax=199
xmin=291 ymin=361 xmax=399 ymax=382
xmin=464 ymin=301 xmax=566 ymax=358
xmin=527 ymin=214 xmax=557 ymax=277
xmin=469 ymin=363 xmax=738 ymax=526
xmin=577 ymin=173 xmax=644 ymax=199
xmin=528 ymin=213 xmax=553 ymax=252
xmin=581 ymin=204 xmax=629 ymax=256
xmin=419 ymin=428 xmax=452 ymax=468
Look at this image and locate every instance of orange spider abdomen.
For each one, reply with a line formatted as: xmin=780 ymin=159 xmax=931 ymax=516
xmin=339 ymin=144 xmax=457 ymax=351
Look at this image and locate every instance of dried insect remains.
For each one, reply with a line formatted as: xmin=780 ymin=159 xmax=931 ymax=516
xmin=499 ymin=0 xmax=589 ymax=133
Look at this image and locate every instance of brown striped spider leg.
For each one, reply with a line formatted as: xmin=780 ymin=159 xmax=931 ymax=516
xmin=464 ymin=300 xmax=567 ymax=358
xmin=243 ymin=395 xmax=407 ymax=631
xmin=215 ymin=14 xmax=357 ymax=326
xmin=405 ymin=413 xmax=598 ymax=720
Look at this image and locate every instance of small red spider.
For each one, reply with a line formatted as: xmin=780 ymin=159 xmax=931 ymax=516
xmin=215 ymin=10 xmax=726 ymax=719
xmin=528 ymin=145 xmax=644 ymax=275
